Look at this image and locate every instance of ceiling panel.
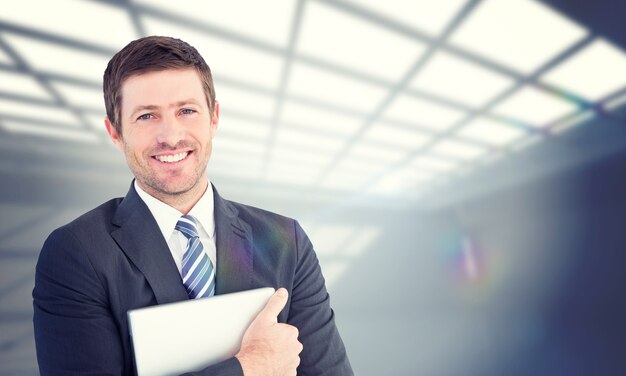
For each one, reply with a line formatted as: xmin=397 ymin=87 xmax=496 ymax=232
xmin=541 ymin=38 xmax=626 ymax=102
xmin=297 ymin=1 xmax=426 ymax=81
xmin=450 ymin=0 xmax=588 ymax=74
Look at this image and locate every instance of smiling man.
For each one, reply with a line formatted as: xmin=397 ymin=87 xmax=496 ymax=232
xmin=33 ymin=36 xmax=353 ymax=376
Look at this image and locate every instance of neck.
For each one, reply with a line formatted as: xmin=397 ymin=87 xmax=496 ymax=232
xmin=140 ymin=180 xmax=208 ymax=215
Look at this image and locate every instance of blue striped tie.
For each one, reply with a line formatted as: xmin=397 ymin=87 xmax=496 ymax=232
xmin=175 ymin=215 xmax=215 ymax=299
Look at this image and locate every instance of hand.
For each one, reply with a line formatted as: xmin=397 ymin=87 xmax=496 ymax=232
xmin=235 ymin=288 xmax=303 ymax=376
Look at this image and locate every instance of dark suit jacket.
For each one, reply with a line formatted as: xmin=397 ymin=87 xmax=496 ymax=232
xmin=33 ymin=183 xmax=353 ymax=375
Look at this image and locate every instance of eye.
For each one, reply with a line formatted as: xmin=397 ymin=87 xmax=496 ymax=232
xmin=180 ymin=108 xmax=196 ymax=115
xmin=137 ymin=113 xmax=153 ymax=120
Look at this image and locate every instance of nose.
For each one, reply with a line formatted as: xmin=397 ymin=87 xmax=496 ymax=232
xmin=156 ymin=114 xmax=185 ymax=147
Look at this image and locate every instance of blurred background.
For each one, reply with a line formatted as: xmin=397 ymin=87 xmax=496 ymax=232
xmin=1 ymin=0 xmax=626 ymax=374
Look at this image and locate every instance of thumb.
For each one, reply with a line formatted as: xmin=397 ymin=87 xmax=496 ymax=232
xmin=256 ymin=288 xmax=288 ymax=323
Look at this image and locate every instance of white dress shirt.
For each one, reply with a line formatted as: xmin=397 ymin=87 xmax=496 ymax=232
xmin=134 ymin=180 xmax=217 ymax=277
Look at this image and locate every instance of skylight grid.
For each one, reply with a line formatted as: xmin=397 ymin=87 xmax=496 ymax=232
xmin=209 ymin=157 xmax=264 ymax=180
xmin=492 ymin=86 xmax=579 ymax=127
xmin=347 ymin=0 xmax=469 ymax=37
xmin=297 ymin=1 xmax=427 ymax=81
xmin=274 ymin=127 xmax=346 ymax=153
xmin=541 ymin=38 xmax=626 ymax=102
xmin=369 ymin=166 xmax=431 ymax=196
xmin=0 ymin=0 xmax=138 ymax=51
xmin=265 ymin=168 xmax=319 ymax=186
xmin=449 ymin=0 xmax=588 ymax=74
xmin=346 ymin=142 xmax=410 ymax=164
xmin=429 ymin=138 xmax=489 ymax=161
xmin=50 ymin=82 xmax=104 ymax=111
xmin=0 ymin=48 xmax=13 ymax=65
xmin=383 ymin=94 xmax=468 ymax=132
xmin=410 ymin=154 xmax=460 ymax=172
xmin=0 ymin=0 xmax=619 ymax=205
xmin=269 ymin=146 xmax=334 ymax=169
xmin=409 ymin=50 xmax=516 ymax=108
xmin=216 ymin=84 xmax=277 ymax=119
xmin=321 ymin=169 xmax=373 ymax=191
xmin=279 ymin=101 xmax=364 ymax=136
xmin=333 ymin=156 xmax=389 ymax=176
xmin=213 ymin=137 xmax=266 ymax=156
xmin=0 ymin=70 xmax=54 ymax=101
xmin=217 ymin=116 xmax=272 ymax=141
xmin=1 ymin=119 xmax=98 ymax=143
xmin=136 ymin=0 xmax=295 ymax=47
xmin=456 ymin=117 xmax=527 ymax=147
xmin=0 ymin=98 xmax=82 ymax=128
xmin=142 ymin=17 xmax=284 ymax=90
xmin=287 ymin=63 xmax=387 ymax=112
xmin=362 ymin=122 xmax=431 ymax=149
xmin=3 ymin=34 xmax=110 ymax=84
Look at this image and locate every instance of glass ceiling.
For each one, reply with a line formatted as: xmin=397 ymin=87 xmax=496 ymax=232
xmin=1 ymin=0 xmax=626 ymax=204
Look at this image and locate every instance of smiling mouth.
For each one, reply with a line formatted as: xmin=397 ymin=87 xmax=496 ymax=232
xmin=153 ymin=151 xmax=191 ymax=163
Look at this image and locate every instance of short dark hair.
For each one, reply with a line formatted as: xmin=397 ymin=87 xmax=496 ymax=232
xmin=103 ymin=36 xmax=216 ymax=134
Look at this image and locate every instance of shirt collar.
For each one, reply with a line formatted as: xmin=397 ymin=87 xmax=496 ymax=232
xmin=134 ymin=180 xmax=215 ymax=241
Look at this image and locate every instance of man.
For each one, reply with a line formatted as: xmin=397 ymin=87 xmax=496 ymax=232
xmin=33 ymin=36 xmax=353 ymax=376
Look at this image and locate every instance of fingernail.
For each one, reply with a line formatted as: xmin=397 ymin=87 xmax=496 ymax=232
xmin=277 ymin=288 xmax=287 ymax=297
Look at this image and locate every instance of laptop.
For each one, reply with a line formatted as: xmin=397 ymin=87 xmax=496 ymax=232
xmin=128 ymin=287 xmax=275 ymax=376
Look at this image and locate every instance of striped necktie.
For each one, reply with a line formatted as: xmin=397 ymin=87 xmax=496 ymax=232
xmin=175 ymin=215 xmax=215 ymax=299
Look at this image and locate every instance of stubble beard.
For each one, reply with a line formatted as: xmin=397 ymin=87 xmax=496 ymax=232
xmin=125 ymin=142 xmax=210 ymax=203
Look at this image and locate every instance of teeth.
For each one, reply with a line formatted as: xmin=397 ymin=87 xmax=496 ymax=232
xmin=155 ymin=152 xmax=188 ymax=163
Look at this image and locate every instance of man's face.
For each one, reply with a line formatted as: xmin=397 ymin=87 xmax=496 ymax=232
xmin=105 ymin=68 xmax=219 ymax=200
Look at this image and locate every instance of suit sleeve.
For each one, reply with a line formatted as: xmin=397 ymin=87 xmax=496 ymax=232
xmin=289 ymin=221 xmax=354 ymax=376
xmin=33 ymin=227 xmax=126 ymax=375
xmin=33 ymin=227 xmax=243 ymax=376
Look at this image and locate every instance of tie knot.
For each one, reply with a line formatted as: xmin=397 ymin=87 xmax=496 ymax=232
xmin=175 ymin=215 xmax=199 ymax=239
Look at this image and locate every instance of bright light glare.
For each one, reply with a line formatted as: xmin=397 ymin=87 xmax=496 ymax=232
xmin=411 ymin=155 xmax=459 ymax=172
xmin=450 ymin=0 xmax=587 ymax=74
xmin=297 ymin=1 xmax=426 ymax=81
xmin=217 ymin=115 xmax=271 ymax=141
xmin=0 ymin=0 xmax=137 ymax=50
xmin=429 ymin=139 xmax=488 ymax=161
xmin=280 ymin=101 xmax=364 ymax=136
xmin=287 ymin=63 xmax=387 ymax=112
xmin=362 ymin=122 xmax=431 ymax=149
xmin=307 ymin=224 xmax=357 ymax=256
xmin=410 ymin=51 xmax=515 ymax=108
xmin=348 ymin=0 xmax=468 ymax=36
xmin=550 ymin=110 xmax=595 ymax=135
xmin=492 ymin=86 xmax=579 ymax=127
xmin=137 ymin=0 xmax=295 ymax=47
xmin=143 ymin=17 xmax=283 ymax=90
xmin=275 ymin=127 xmax=345 ymax=153
xmin=383 ymin=94 xmax=467 ymax=131
xmin=456 ymin=117 xmax=527 ymax=147
xmin=541 ymin=38 xmax=626 ymax=102
xmin=216 ymin=84 xmax=276 ymax=119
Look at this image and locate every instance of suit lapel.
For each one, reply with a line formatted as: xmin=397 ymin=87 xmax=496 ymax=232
xmin=110 ymin=183 xmax=189 ymax=304
xmin=212 ymin=184 xmax=255 ymax=295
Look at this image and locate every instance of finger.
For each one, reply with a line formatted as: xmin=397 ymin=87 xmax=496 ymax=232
xmin=256 ymin=288 xmax=288 ymax=323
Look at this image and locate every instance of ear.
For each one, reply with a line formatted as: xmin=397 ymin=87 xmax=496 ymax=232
xmin=210 ymin=100 xmax=220 ymax=133
xmin=104 ymin=117 xmax=124 ymax=151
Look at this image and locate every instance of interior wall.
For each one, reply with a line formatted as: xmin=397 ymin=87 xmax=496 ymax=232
xmin=331 ymin=146 xmax=626 ymax=375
